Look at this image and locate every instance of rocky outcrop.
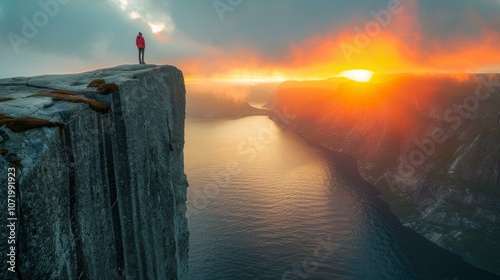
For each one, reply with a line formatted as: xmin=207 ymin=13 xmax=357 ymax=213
xmin=0 ymin=65 xmax=188 ymax=279
xmin=267 ymin=73 xmax=500 ymax=275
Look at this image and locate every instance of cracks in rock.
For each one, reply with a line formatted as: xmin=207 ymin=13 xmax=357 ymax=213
xmin=100 ymin=115 xmax=125 ymax=274
xmin=14 ymin=169 xmax=24 ymax=280
xmin=62 ymin=126 xmax=86 ymax=278
xmin=496 ymin=156 xmax=500 ymax=187
xmin=0 ymin=82 xmax=27 ymax=87
xmin=0 ymin=80 xmax=58 ymax=91
xmin=0 ymin=128 xmax=24 ymax=169
xmin=25 ymin=79 xmax=60 ymax=91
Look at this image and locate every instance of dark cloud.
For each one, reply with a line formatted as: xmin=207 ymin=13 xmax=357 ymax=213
xmin=0 ymin=0 xmax=498 ymax=78
xmin=0 ymin=0 xmax=146 ymax=57
xmin=417 ymin=0 xmax=500 ymax=40
xmin=167 ymin=0 xmax=381 ymax=59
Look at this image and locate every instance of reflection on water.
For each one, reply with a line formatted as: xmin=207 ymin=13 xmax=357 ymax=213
xmin=185 ymin=116 xmax=499 ymax=280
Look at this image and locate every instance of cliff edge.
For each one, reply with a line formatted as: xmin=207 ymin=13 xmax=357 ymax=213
xmin=0 ymin=65 xmax=188 ymax=279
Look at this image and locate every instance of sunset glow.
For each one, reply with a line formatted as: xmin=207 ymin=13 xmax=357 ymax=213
xmin=149 ymin=23 xmax=166 ymax=34
xmin=186 ymin=77 xmax=288 ymax=84
xmin=339 ymin=70 xmax=374 ymax=82
xmin=172 ymin=0 xmax=500 ymax=81
xmin=2 ymin=1 xmax=500 ymax=279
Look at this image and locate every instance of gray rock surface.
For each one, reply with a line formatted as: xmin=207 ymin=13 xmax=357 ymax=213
xmin=0 ymin=65 xmax=188 ymax=279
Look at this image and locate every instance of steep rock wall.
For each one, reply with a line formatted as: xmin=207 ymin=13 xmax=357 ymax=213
xmin=268 ymin=74 xmax=500 ymax=275
xmin=0 ymin=65 xmax=188 ymax=279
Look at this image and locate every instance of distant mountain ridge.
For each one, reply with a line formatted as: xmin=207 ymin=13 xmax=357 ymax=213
xmin=268 ymin=73 xmax=500 ymax=275
xmin=187 ymin=92 xmax=267 ymax=118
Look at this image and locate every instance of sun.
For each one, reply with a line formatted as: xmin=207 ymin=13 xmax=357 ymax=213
xmin=339 ymin=70 xmax=374 ymax=82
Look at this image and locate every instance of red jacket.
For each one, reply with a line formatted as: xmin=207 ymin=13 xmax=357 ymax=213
xmin=136 ymin=35 xmax=145 ymax=48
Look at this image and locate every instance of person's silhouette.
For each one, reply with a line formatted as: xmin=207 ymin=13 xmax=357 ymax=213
xmin=136 ymin=32 xmax=146 ymax=64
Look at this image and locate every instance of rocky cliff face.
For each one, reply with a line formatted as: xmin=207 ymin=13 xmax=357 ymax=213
xmin=268 ymin=73 xmax=500 ymax=275
xmin=0 ymin=65 xmax=188 ymax=279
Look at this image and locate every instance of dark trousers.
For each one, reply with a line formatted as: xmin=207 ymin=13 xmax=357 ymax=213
xmin=138 ymin=48 xmax=145 ymax=64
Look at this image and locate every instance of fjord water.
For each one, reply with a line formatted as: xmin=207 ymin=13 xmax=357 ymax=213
xmin=185 ymin=116 xmax=498 ymax=280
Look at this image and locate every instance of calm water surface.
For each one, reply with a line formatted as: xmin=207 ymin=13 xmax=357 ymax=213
xmin=185 ymin=116 xmax=498 ymax=280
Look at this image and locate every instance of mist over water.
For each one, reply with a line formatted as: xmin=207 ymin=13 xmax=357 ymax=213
xmin=185 ymin=81 xmax=278 ymax=118
xmin=185 ymin=116 xmax=499 ymax=280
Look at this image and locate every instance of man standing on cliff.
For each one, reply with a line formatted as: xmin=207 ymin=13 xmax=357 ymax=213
xmin=136 ymin=32 xmax=146 ymax=64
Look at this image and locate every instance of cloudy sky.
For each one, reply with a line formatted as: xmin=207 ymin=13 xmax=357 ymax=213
xmin=0 ymin=0 xmax=499 ymax=79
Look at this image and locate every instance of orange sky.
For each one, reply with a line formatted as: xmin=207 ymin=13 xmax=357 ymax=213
xmin=1 ymin=1 xmax=498 ymax=80
xmin=181 ymin=1 xmax=500 ymax=81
